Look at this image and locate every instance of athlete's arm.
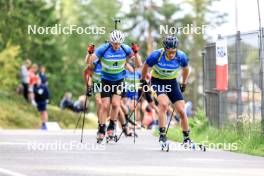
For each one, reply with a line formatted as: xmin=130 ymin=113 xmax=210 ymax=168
xmin=125 ymin=62 xmax=134 ymax=72
xmin=85 ymin=54 xmax=92 ymax=64
xmin=182 ymin=66 xmax=190 ymax=84
xmin=141 ymin=50 xmax=160 ymax=79
xmin=84 ymin=54 xmax=98 ymax=86
xmin=87 ymin=54 xmax=98 ymax=70
xmin=141 ymin=63 xmax=149 ymax=80
xmin=133 ymin=53 xmax=142 ymax=68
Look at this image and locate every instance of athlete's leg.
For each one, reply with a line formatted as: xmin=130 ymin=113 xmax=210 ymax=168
xmin=118 ymin=108 xmax=126 ymax=125
xmin=100 ymin=97 xmax=110 ymax=124
xmin=118 ymin=107 xmax=133 ymax=136
xmin=98 ymin=79 xmax=112 ymax=139
xmin=157 ymin=94 xmax=170 ymax=128
xmin=168 ymin=80 xmax=191 ymax=142
xmin=121 ymin=97 xmax=129 ymax=115
xmin=110 ymin=94 xmax=122 ymax=122
xmin=174 ymin=100 xmax=189 ymax=131
xmin=95 ymin=93 xmax=102 ymax=119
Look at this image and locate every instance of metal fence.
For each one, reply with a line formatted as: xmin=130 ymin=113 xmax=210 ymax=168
xmin=203 ymin=29 xmax=264 ymax=130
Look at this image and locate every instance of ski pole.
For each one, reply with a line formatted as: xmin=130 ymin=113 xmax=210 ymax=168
xmin=116 ymin=90 xmax=144 ymax=141
xmin=165 ymin=105 xmax=177 ymax=137
xmin=80 ymin=84 xmax=89 ymax=143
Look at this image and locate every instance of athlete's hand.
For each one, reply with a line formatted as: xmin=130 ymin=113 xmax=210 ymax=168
xmin=86 ymin=86 xmax=93 ymax=97
xmin=87 ymin=44 xmax=95 ymax=54
xmin=180 ymin=83 xmax=186 ymax=93
xmin=131 ymin=43 xmax=140 ymax=53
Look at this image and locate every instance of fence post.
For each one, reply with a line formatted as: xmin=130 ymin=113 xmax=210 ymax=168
xmin=235 ymin=31 xmax=243 ymax=124
xmin=260 ymin=27 xmax=264 ymax=133
xmin=202 ymin=49 xmax=206 ymax=112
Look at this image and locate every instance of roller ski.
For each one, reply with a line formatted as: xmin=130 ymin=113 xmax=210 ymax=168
xmin=106 ymin=130 xmax=117 ymax=143
xmin=106 ymin=120 xmax=118 ymax=143
xmin=181 ymin=137 xmax=206 ymax=152
xmin=96 ymin=124 xmax=106 ymax=144
xmin=159 ymin=128 xmax=169 ymax=152
xmin=159 ymin=134 xmax=169 ymax=152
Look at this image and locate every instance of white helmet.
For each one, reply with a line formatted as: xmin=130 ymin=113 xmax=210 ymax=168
xmin=109 ymin=30 xmax=125 ymax=43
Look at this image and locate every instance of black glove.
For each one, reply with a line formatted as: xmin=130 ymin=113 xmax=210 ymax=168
xmin=139 ymin=79 xmax=153 ymax=103
xmin=145 ymin=91 xmax=153 ymax=103
xmin=86 ymin=86 xmax=93 ymax=97
xmin=180 ymin=83 xmax=186 ymax=93
xmin=140 ymin=79 xmax=148 ymax=92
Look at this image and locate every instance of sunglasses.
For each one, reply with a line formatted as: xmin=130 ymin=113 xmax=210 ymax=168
xmin=166 ymin=49 xmax=177 ymax=55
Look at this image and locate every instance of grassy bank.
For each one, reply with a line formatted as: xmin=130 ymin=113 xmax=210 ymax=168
xmin=165 ymin=110 xmax=264 ymax=157
xmin=0 ymin=91 xmax=97 ymax=129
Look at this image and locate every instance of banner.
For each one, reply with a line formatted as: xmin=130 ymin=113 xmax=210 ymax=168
xmin=216 ymin=38 xmax=228 ymax=91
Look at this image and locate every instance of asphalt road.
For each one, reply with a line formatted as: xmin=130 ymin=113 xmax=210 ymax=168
xmin=0 ymin=129 xmax=263 ymax=176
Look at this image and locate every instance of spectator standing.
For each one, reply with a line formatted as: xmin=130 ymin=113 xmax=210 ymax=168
xmin=38 ymin=66 xmax=48 ymax=85
xmin=20 ymin=59 xmax=31 ymax=101
xmin=34 ymin=77 xmax=50 ymax=130
xmin=28 ymin=64 xmax=39 ymax=106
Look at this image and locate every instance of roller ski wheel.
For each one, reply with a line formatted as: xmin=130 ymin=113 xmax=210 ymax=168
xmin=106 ymin=135 xmax=118 ymax=143
xmin=96 ymin=133 xmax=105 ymax=144
xmin=190 ymin=143 xmax=206 ymax=151
xmin=182 ymin=138 xmax=194 ymax=150
xmin=106 ymin=130 xmax=117 ymax=143
xmin=160 ymin=141 xmax=170 ymax=152
xmin=182 ymin=139 xmax=206 ymax=152
xmin=183 ymin=143 xmax=196 ymax=150
xmin=198 ymin=144 xmax=206 ymax=152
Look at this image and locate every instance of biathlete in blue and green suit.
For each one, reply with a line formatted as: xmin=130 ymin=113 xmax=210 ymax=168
xmin=141 ymin=35 xmax=191 ymax=145
xmin=87 ymin=30 xmax=142 ymax=142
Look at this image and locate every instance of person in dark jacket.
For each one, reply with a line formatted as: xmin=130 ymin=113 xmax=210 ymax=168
xmin=34 ymin=77 xmax=50 ymax=130
xmin=38 ymin=65 xmax=48 ymax=85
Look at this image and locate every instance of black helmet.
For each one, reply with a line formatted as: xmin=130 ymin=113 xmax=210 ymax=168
xmin=162 ymin=36 xmax=179 ymax=49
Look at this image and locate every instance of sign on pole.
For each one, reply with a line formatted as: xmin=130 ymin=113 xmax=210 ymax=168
xmin=216 ymin=38 xmax=228 ymax=91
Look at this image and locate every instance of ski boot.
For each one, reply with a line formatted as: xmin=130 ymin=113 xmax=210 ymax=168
xmin=181 ymin=131 xmax=206 ymax=151
xmin=159 ymin=127 xmax=169 ymax=152
xmin=106 ymin=120 xmax=117 ymax=143
xmin=41 ymin=122 xmax=47 ymax=130
xmin=181 ymin=131 xmax=194 ymax=149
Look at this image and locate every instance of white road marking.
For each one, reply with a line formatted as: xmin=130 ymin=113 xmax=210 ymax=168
xmin=0 ymin=168 xmax=28 ymax=176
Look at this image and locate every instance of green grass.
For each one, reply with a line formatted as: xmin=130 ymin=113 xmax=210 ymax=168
xmin=158 ymin=110 xmax=264 ymax=157
xmin=0 ymin=90 xmax=97 ymax=129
